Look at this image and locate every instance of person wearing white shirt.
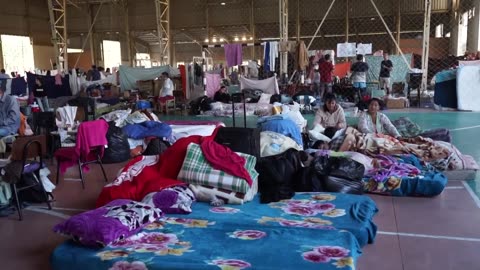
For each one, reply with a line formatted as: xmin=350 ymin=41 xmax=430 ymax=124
xmin=157 ymin=72 xmax=175 ymax=113
xmin=160 ymin=72 xmax=174 ymax=97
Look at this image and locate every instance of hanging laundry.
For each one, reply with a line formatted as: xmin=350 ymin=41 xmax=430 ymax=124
xmin=11 ymin=77 xmax=27 ymax=96
xmin=297 ymin=41 xmax=309 ymax=71
xmin=205 ymin=73 xmax=222 ymax=98
xmin=55 ymin=73 xmax=63 ymax=86
xmin=224 ymin=44 xmax=243 ymax=67
xmin=26 ymin=73 xmax=72 ymax=98
xmin=263 ymin=42 xmax=270 ymax=72
xmin=279 ymin=41 xmax=297 ymax=53
xmin=269 ymin=42 xmax=279 ymax=72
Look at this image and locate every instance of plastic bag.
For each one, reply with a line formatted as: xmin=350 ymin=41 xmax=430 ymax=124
xmin=102 ymin=121 xmax=131 ymax=164
xmin=314 ymin=156 xmax=365 ymax=181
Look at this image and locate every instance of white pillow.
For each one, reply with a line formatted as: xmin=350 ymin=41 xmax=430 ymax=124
xmin=308 ymin=124 xmax=331 ymax=143
xmin=258 ymin=93 xmax=273 ymax=104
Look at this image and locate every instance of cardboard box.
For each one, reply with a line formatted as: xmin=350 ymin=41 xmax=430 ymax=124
xmin=386 ymin=98 xmax=407 ymax=109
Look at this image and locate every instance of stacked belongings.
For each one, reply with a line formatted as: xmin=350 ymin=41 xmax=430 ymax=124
xmin=177 ymin=140 xmax=259 ymax=205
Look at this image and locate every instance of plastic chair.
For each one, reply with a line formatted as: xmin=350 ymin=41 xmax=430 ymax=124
xmin=54 ymin=120 xmax=108 ymax=189
xmin=9 ymin=135 xmax=52 ymax=221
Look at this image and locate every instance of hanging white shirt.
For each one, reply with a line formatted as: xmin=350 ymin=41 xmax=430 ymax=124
xmin=160 ymin=78 xmax=174 ymax=97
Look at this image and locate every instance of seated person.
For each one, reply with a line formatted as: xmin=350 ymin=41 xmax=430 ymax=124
xmin=358 ymin=98 xmax=401 ymax=138
xmin=0 ymin=88 xmax=21 ymax=138
xmin=312 ymin=93 xmax=346 ymax=129
xmin=213 ymin=86 xmax=231 ymax=103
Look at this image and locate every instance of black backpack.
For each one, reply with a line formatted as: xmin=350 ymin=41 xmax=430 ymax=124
xmin=18 ymin=173 xmax=53 ymax=203
xmin=189 ymin=96 xmax=213 ymax=115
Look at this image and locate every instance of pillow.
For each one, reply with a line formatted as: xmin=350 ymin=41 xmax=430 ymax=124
xmin=53 ymin=199 xmax=162 ymax=248
xmin=177 ymin=143 xmax=258 ymax=194
xmin=308 ymin=124 xmax=331 ymax=143
xmin=142 ymin=185 xmax=195 ymax=214
xmin=260 ymin=131 xmax=303 ymax=157
xmin=258 ymin=93 xmax=273 ymax=104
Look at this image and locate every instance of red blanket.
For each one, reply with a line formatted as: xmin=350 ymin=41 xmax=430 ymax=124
xmin=96 ymin=134 xmax=216 ymax=207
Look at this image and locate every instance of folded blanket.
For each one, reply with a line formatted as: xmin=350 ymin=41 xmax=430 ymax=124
xmin=188 ymin=175 xmax=258 ymax=205
xmin=177 ymin=143 xmax=258 ymax=194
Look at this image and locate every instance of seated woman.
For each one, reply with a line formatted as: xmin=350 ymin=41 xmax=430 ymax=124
xmin=358 ymin=98 xmax=401 ymax=138
xmin=213 ymin=86 xmax=231 ymax=103
xmin=312 ymin=93 xmax=347 ymax=129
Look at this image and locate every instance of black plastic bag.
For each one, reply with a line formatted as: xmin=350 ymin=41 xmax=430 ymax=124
xmin=102 ymin=121 xmax=131 ymax=164
xmin=314 ymin=156 xmax=365 ymax=181
xmin=293 ymin=166 xmax=325 ymax=192
xmin=256 ymin=149 xmax=302 ymax=203
xmin=323 ymin=176 xmax=364 ymax=195
xmin=143 ymin=138 xmax=170 ymax=156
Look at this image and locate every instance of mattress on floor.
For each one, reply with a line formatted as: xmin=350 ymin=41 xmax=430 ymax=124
xmin=443 ymin=170 xmax=478 ymax=181
xmin=456 ymin=66 xmax=480 ymax=111
xmin=173 ymin=192 xmax=378 ymax=247
xmin=51 ymin=192 xmax=377 ymax=270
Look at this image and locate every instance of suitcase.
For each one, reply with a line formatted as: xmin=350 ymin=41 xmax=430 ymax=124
xmin=214 ymin=92 xmax=261 ymax=159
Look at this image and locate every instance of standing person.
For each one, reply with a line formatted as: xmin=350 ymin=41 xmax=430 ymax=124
xmin=313 ymin=68 xmax=321 ymax=99
xmin=0 ymin=87 xmax=21 ymax=138
xmin=350 ymin=54 xmax=369 ymax=102
xmin=379 ymin=52 xmax=393 ymax=95
xmin=0 ymin=69 xmax=10 ymax=79
xmin=319 ymin=54 xmax=334 ymax=100
xmin=91 ymin=65 xmax=101 ymax=81
xmin=157 ymin=72 xmax=174 ymax=113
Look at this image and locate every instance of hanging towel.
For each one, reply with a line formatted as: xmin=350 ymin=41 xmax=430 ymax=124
xmin=269 ymin=41 xmax=279 ymax=72
xmin=264 ymin=42 xmax=271 ymax=72
xmin=224 ymin=44 xmax=243 ymax=67
xmin=297 ymin=41 xmax=309 ymax=71
xmin=200 ymin=140 xmax=253 ymax=187
xmin=205 ymin=73 xmax=222 ymax=98
xmin=239 ymin=76 xmax=280 ymax=95
xmin=55 ymin=73 xmax=63 ymax=86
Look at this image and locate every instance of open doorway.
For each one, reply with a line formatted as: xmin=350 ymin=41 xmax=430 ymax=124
xmin=1 ymin=34 xmax=35 ymax=76
xmin=102 ymin=40 xmax=121 ymax=71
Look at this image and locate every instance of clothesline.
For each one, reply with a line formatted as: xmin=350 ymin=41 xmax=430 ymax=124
xmin=202 ymin=43 xmax=262 ymax=49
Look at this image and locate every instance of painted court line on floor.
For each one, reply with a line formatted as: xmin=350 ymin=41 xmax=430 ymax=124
xmin=378 ymin=231 xmax=480 ymax=242
xmin=444 ymin=186 xmax=465 ymax=190
xmin=462 ymin=181 xmax=480 ymax=209
xmin=450 ymin=125 xmax=480 ymax=131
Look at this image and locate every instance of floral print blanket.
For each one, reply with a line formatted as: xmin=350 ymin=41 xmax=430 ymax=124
xmin=51 ymin=193 xmax=378 ymax=270
xmin=363 ymin=155 xmax=448 ymax=196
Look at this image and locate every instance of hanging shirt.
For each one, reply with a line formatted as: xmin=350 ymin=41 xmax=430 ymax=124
xmin=269 ymin=41 xmax=279 ymax=72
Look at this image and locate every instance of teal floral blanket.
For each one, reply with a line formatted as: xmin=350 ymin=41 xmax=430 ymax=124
xmin=51 ymin=193 xmax=378 ymax=270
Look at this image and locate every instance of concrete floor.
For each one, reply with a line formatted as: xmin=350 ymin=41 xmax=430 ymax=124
xmin=1 ymin=110 xmax=480 ymax=270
